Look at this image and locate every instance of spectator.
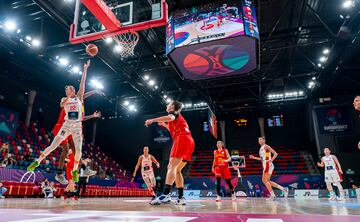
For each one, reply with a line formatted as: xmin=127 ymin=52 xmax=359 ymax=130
xmin=49 ymin=182 xmax=57 ymax=198
xmin=33 ymin=182 xmax=42 ymax=198
xmin=2 ymin=153 xmax=17 ymax=168
xmin=41 ymin=179 xmax=55 ymax=198
xmin=0 ymin=142 xmax=9 ymax=154
xmin=0 ymin=180 xmax=7 ymax=199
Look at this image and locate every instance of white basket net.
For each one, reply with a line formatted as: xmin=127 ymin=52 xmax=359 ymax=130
xmin=112 ymin=31 xmax=139 ymax=58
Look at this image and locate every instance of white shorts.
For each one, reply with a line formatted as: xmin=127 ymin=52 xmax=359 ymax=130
xmin=325 ymin=170 xmax=341 ymax=183
xmin=263 ymin=161 xmax=274 ymax=175
xmin=56 ymin=121 xmax=83 ymax=152
xmin=58 ymin=121 xmax=82 ymax=138
xmin=141 ymin=169 xmax=155 ymax=188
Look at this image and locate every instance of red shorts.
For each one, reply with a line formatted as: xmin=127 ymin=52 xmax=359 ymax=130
xmin=66 ymin=168 xmax=73 ymax=181
xmin=215 ymin=165 xmax=232 ymax=180
xmin=53 ymin=123 xmax=73 ymax=146
xmin=170 ymin=134 xmax=195 ymax=161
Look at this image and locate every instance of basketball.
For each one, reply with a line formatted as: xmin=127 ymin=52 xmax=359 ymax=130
xmin=86 ymin=44 xmax=98 ymax=57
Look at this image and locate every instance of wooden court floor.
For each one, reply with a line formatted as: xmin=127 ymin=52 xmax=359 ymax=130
xmin=0 ymin=197 xmax=359 ymax=221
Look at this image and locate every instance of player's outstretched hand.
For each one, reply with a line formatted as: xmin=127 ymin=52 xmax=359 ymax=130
xmin=145 ymin=119 xmax=153 ymax=127
xmin=249 ymin=155 xmax=255 ymax=159
xmin=93 ymin=111 xmax=101 ymax=118
xmin=358 ymin=141 xmax=360 ymax=150
xmin=316 ymin=162 xmax=322 ymax=167
xmin=156 ymin=164 xmax=160 ymax=168
xmin=84 ymin=59 xmax=91 ymax=70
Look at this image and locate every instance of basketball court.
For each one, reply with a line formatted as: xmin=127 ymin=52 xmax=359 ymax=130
xmin=0 ymin=198 xmax=360 ymax=222
xmin=0 ymin=0 xmax=360 ymax=222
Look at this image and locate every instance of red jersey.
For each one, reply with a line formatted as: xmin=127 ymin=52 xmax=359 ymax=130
xmin=67 ymin=153 xmax=75 ymax=169
xmin=214 ymin=149 xmax=228 ymax=167
xmin=168 ymin=113 xmax=191 ymax=138
xmin=56 ymin=108 xmax=66 ymax=125
xmin=65 ymin=153 xmax=75 ymax=181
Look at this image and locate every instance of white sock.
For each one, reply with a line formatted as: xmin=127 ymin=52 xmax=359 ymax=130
xmin=334 ymin=182 xmax=344 ymax=196
xmin=270 ymin=191 xmax=275 ymax=196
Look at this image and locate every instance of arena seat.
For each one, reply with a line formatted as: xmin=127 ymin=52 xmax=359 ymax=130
xmin=0 ymin=122 xmax=132 ymax=181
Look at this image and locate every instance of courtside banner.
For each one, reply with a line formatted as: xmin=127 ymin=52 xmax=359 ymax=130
xmin=315 ymin=105 xmax=353 ymax=134
xmin=294 ymin=190 xmax=319 ymax=199
xmin=184 ymin=190 xmax=201 ymax=199
xmin=170 ymin=190 xmax=201 ymax=199
xmin=200 ymin=190 xmax=218 ymax=197
xmin=356 ymin=189 xmax=360 ymax=199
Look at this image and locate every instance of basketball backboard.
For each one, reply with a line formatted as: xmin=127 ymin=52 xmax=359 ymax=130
xmin=69 ymin=0 xmax=168 ymax=44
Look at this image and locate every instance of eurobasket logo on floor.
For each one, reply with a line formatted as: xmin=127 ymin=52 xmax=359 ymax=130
xmin=294 ymin=189 xmax=319 ymax=199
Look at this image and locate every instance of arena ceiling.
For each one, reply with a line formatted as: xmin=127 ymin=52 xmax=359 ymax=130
xmin=0 ymin=0 xmax=359 ymax=117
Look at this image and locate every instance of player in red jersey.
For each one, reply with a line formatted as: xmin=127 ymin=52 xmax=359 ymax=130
xmin=145 ymin=101 xmax=195 ymax=205
xmin=60 ymin=149 xmax=77 ymax=200
xmin=212 ymin=141 xmax=236 ymax=201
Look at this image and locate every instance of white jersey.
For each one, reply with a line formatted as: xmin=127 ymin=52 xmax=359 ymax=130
xmin=63 ymin=97 xmax=83 ymax=123
xmin=322 ymin=155 xmax=337 ymax=172
xmin=259 ymin=145 xmax=271 ymax=161
xmin=141 ymin=155 xmax=153 ymax=172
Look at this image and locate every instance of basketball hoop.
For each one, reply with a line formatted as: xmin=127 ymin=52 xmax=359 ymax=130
xmin=112 ymin=31 xmax=139 ymax=58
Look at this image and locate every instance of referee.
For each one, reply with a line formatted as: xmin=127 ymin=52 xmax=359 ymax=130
xmin=77 ymin=164 xmax=88 ymax=197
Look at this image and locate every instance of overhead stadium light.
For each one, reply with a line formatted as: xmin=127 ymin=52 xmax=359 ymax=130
xmin=166 ymin=98 xmax=172 ymax=103
xmin=268 ymin=91 xmax=305 ymax=99
xmin=25 ymin=35 xmax=32 ymax=41
xmin=5 ymin=20 xmax=16 ymax=31
xmin=31 ymin=39 xmax=41 ymax=47
xmin=71 ymin=66 xmax=80 ymax=74
xmin=114 ymin=45 xmax=123 ymax=53
xmin=90 ymin=79 xmax=104 ymax=90
xmin=128 ymin=104 xmax=135 ymax=111
xmin=123 ymin=100 xmax=130 ymax=106
xmin=144 ymin=75 xmax=150 ymax=80
xmin=319 ymin=56 xmax=327 ymax=62
xmin=323 ymin=48 xmax=330 ymax=54
xmin=148 ymin=80 xmax=155 ymax=86
xmin=105 ymin=37 xmax=113 ymax=44
xmin=343 ymin=0 xmax=354 ymax=8
xmin=59 ymin=58 xmax=69 ymax=66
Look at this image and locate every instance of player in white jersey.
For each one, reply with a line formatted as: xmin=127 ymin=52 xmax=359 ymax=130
xmin=27 ymin=60 xmax=90 ymax=182
xmin=133 ymin=146 xmax=160 ymax=201
xmin=317 ymin=147 xmax=345 ymax=201
xmin=250 ymin=137 xmax=288 ymax=201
